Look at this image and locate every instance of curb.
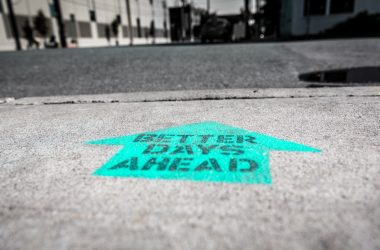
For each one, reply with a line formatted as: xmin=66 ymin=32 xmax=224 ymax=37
xmin=2 ymin=86 xmax=379 ymax=106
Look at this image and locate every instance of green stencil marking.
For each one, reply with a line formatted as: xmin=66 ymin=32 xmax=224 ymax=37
xmin=87 ymin=121 xmax=320 ymax=184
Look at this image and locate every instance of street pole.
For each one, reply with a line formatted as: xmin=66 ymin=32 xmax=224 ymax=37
xmin=125 ymin=0 xmax=133 ymax=45
xmin=188 ymin=2 xmax=192 ymax=40
xmin=162 ymin=0 xmax=168 ymax=38
xmin=53 ymin=0 xmax=67 ymax=48
xmin=255 ymin=0 xmax=259 ymax=39
xmin=136 ymin=0 xmax=141 ymax=38
xmin=117 ymin=0 xmax=121 ymax=44
xmin=244 ymin=0 xmax=251 ymax=40
xmin=181 ymin=0 xmax=185 ymax=41
xmin=150 ymin=0 xmax=155 ymax=44
xmin=5 ymin=0 xmax=21 ymax=50
xmin=206 ymin=0 xmax=210 ymax=13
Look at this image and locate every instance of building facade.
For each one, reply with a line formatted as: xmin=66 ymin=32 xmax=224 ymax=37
xmin=0 ymin=0 xmax=170 ymax=51
xmin=280 ymin=0 xmax=380 ymax=37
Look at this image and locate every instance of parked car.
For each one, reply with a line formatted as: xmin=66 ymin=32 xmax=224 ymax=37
xmin=200 ymin=18 xmax=232 ymax=43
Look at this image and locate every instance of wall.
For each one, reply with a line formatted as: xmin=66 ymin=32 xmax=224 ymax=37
xmin=0 ymin=0 xmax=170 ymax=51
xmin=284 ymin=0 xmax=380 ymax=36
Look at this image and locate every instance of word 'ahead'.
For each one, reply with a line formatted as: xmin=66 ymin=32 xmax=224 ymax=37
xmin=87 ymin=121 xmax=320 ymax=184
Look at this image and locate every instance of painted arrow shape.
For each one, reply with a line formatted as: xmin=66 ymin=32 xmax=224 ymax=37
xmin=87 ymin=121 xmax=321 ymax=184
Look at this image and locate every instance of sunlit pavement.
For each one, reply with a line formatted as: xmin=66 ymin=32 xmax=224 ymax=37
xmin=0 ymin=86 xmax=379 ymax=249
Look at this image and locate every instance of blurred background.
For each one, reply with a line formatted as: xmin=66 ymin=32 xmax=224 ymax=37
xmin=1 ymin=0 xmax=379 ymax=50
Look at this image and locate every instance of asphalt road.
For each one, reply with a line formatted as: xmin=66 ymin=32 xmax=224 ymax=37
xmin=1 ymin=38 xmax=380 ymax=98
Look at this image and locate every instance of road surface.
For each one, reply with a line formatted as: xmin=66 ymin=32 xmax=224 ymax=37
xmin=1 ymin=38 xmax=380 ymax=98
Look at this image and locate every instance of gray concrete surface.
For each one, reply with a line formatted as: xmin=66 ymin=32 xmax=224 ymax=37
xmin=9 ymin=86 xmax=380 ymax=105
xmin=0 ymin=87 xmax=379 ymax=250
xmin=1 ymin=38 xmax=380 ymax=98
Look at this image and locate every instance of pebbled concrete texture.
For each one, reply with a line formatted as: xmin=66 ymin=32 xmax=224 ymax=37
xmin=1 ymin=38 xmax=380 ymax=98
xmin=0 ymin=88 xmax=379 ymax=250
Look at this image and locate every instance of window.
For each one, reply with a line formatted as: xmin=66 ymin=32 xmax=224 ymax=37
xmin=0 ymin=0 xmax=3 ymax=14
xmin=89 ymin=10 xmax=96 ymax=22
xmin=78 ymin=21 xmax=92 ymax=37
xmin=304 ymin=0 xmax=327 ymax=16
xmin=64 ymin=20 xmax=77 ymax=37
xmin=330 ymin=0 xmax=354 ymax=14
xmin=49 ymin=3 xmax=57 ymax=17
xmin=122 ymin=25 xmax=128 ymax=37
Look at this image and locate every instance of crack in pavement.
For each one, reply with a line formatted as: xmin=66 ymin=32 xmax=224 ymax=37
xmin=1 ymin=87 xmax=379 ymax=106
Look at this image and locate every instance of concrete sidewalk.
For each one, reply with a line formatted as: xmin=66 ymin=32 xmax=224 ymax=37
xmin=0 ymin=87 xmax=379 ymax=250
